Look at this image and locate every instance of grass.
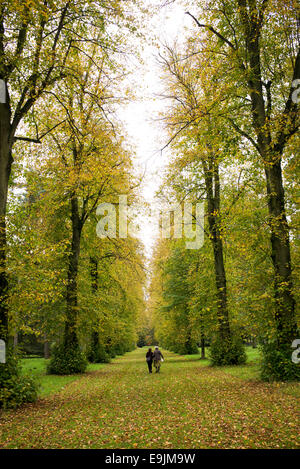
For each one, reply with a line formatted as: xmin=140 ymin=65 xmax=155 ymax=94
xmin=216 ymin=346 xmax=261 ymax=381
xmin=21 ymin=357 xmax=107 ymax=398
xmin=0 ymin=346 xmax=299 ymax=449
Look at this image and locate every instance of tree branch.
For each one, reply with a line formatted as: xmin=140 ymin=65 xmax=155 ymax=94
xmin=14 ymin=136 xmax=41 ymax=144
xmin=14 ymin=118 xmax=67 ymax=145
xmin=185 ymin=11 xmax=236 ymax=51
xmin=275 ymin=47 xmax=300 ymax=153
xmin=227 ymin=117 xmax=260 ymax=152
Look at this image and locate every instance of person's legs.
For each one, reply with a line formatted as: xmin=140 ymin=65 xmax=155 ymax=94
xmin=147 ymin=361 xmax=152 ymax=373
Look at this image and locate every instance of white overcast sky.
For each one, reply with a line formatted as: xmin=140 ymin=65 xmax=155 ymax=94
xmin=120 ymin=1 xmax=195 ymax=257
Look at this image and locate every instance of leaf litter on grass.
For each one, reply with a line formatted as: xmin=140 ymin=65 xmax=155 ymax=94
xmin=0 ymin=347 xmax=299 ymax=449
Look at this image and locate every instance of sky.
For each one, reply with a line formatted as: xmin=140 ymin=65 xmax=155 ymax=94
xmin=120 ymin=1 xmax=194 ymax=257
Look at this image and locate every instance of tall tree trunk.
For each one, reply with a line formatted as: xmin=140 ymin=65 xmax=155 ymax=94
xmin=264 ymin=158 xmax=297 ymax=345
xmin=90 ymin=256 xmax=99 ymax=347
xmin=239 ymin=4 xmax=298 ymax=346
xmin=203 ymin=157 xmax=231 ymax=340
xmin=64 ymin=195 xmax=82 ymax=347
xmin=0 ymin=89 xmax=12 ymax=345
xmin=210 ymin=231 xmax=230 ymax=339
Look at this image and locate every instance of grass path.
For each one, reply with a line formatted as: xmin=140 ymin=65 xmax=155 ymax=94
xmin=0 ymin=347 xmax=299 ymax=449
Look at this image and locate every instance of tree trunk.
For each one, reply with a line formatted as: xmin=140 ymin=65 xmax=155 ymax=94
xmin=90 ymin=256 xmax=99 ymax=348
xmin=64 ymin=195 xmax=82 ymax=347
xmin=91 ymin=330 xmax=99 ymax=350
xmin=210 ymin=226 xmax=230 ymax=339
xmin=200 ymin=333 xmax=206 ymax=359
xmin=264 ymin=159 xmax=298 ymax=345
xmin=203 ymin=158 xmax=231 ymax=339
xmin=246 ymin=24 xmax=297 ymax=344
xmin=238 ymin=2 xmax=298 ymax=347
xmin=44 ymin=335 xmax=50 ymax=359
xmin=90 ymin=257 xmax=98 ymax=293
xmin=0 ymin=89 xmax=12 ymax=345
xmin=13 ymin=332 xmax=18 ymax=350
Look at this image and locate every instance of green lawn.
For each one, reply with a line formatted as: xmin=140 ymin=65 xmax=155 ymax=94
xmin=21 ymin=357 xmax=107 ymax=398
xmin=0 ymin=347 xmax=299 ymax=449
xmin=216 ymin=347 xmax=261 ymax=381
xmin=19 ymin=347 xmax=260 ymax=399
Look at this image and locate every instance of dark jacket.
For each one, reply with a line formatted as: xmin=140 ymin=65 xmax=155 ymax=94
xmin=146 ymin=351 xmax=154 ymax=361
xmin=153 ymin=349 xmax=164 ymax=361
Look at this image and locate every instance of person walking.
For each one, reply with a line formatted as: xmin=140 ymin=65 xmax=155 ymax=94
xmin=153 ymin=346 xmax=164 ymax=373
xmin=146 ymin=348 xmax=154 ymax=373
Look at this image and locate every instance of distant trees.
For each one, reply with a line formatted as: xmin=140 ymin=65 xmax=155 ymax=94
xmin=155 ymin=42 xmax=247 ymax=364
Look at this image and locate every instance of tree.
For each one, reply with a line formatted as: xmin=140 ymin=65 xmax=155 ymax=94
xmin=162 ymin=242 xmax=199 ymax=354
xmin=40 ymin=55 xmax=138 ymax=371
xmin=157 ymin=42 xmax=246 ymax=364
xmin=186 ymin=0 xmax=299 ymax=378
xmin=0 ymin=0 xmax=141 ymax=396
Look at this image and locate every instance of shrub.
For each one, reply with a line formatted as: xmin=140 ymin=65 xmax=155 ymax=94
xmin=260 ymin=341 xmax=300 ymax=382
xmin=209 ymin=334 xmax=247 ymax=366
xmin=112 ymin=342 xmax=126 ymax=356
xmin=172 ymin=341 xmax=199 ymax=355
xmin=47 ymin=342 xmax=87 ymax=375
xmin=0 ymin=351 xmax=38 ymax=409
xmin=119 ymin=343 xmax=126 ymax=355
xmin=88 ymin=341 xmax=110 ymax=363
xmin=183 ymin=336 xmax=199 ymax=355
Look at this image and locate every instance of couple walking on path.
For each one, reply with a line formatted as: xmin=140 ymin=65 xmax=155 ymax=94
xmin=146 ymin=346 xmax=164 ymax=373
